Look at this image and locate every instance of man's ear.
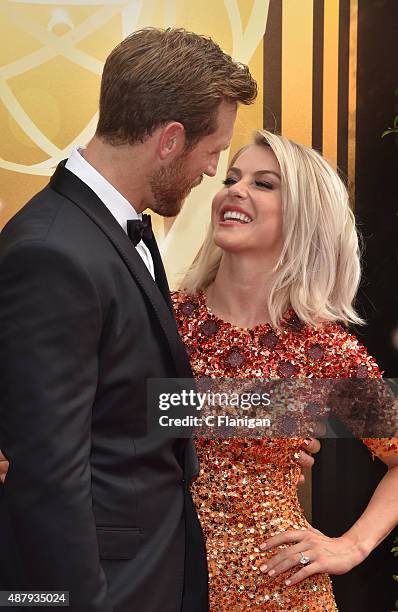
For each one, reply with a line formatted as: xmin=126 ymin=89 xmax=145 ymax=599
xmin=158 ymin=122 xmax=186 ymax=160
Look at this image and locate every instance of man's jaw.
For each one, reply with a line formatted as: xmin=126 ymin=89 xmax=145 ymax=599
xmin=192 ymin=175 xmax=204 ymax=188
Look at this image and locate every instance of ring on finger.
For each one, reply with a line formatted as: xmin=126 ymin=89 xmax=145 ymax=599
xmin=299 ymin=551 xmax=310 ymax=565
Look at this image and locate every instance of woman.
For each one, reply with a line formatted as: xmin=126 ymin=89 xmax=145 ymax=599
xmin=172 ymin=130 xmax=398 ymax=611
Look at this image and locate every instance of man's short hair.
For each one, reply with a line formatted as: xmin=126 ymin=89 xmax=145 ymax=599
xmin=96 ymin=27 xmax=257 ymax=146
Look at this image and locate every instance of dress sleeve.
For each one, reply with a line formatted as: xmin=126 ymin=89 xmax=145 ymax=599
xmin=329 ymin=327 xmax=398 ymax=461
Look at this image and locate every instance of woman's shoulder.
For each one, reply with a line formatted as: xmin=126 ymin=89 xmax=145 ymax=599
xmin=171 ymin=290 xmax=200 ymax=308
xmin=170 ymin=290 xmax=204 ymax=320
xmin=305 ymin=320 xmax=381 ymax=378
xmin=170 ymin=290 xmax=186 ymax=305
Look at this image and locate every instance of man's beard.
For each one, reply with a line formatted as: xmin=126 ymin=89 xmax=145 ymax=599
xmin=149 ymin=155 xmax=202 ymax=218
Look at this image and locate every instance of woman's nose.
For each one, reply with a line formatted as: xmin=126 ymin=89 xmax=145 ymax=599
xmin=229 ymin=180 xmax=248 ymax=198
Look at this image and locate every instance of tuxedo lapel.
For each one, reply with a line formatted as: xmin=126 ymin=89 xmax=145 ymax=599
xmin=50 ymin=162 xmax=192 ymax=378
xmin=143 ymin=234 xmax=174 ymax=314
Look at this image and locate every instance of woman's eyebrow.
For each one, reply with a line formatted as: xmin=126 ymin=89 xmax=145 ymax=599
xmin=254 ymin=170 xmax=281 ymax=180
xmin=227 ymin=167 xmax=281 ymax=180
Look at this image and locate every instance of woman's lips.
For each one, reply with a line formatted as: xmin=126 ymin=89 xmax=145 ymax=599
xmin=218 ymin=218 xmax=252 ymax=227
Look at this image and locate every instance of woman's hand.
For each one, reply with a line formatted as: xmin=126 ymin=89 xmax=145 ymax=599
xmin=259 ymin=524 xmax=365 ymax=586
xmin=0 ymin=450 xmax=9 ymax=484
xmin=297 ymin=437 xmax=321 ymax=485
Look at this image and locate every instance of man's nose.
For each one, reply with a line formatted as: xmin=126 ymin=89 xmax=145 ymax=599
xmin=205 ymin=153 xmax=221 ymax=177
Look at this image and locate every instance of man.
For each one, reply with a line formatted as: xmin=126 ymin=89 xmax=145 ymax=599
xmin=0 ymin=27 xmax=318 ymax=611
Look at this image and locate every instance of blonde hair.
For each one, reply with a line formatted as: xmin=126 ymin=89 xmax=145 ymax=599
xmin=181 ymin=129 xmax=364 ymax=329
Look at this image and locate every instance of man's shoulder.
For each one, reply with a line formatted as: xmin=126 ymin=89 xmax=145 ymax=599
xmin=1 ymin=184 xmax=71 ymax=246
xmin=1 ymin=183 xmax=103 ymax=260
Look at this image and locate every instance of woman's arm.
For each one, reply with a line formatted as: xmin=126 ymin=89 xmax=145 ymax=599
xmin=342 ymin=451 xmax=398 ymax=556
xmin=259 ymin=450 xmax=398 ymax=586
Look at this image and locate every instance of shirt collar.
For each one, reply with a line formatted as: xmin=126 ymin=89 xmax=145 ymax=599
xmin=65 ymin=147 xmax=141 ymax=233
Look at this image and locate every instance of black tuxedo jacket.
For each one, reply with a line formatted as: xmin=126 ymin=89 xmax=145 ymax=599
xmin=0 ymin=163 xmax=208 ymax=611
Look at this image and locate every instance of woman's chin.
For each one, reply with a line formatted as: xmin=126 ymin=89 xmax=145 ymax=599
xmin=213 ymin=231 xmax=249 ymax=253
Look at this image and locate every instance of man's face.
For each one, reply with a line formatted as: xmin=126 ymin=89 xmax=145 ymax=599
xmin=149 ymin=101 xmax=237 ymax=217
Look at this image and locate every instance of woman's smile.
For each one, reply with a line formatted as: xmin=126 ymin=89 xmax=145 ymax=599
xmin=218 ymin=204 xmax=253 ymax=226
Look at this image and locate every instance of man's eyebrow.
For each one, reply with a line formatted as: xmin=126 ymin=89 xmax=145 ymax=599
xmin=227 ymin=166 xmax=281 ymax=180
xmin=212 ymin=144 xmax=230 ymax=153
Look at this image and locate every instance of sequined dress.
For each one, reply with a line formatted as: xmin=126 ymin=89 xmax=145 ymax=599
xmin=172 ymin=291 xmax=397 ymax=612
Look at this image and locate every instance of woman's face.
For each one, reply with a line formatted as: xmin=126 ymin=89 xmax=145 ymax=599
xmin=211 ymin=144 xmax=283 ymax=258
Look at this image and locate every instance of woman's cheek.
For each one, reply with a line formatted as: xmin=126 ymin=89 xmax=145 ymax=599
xmin=211 ymin=192 xmax=223 ymax=224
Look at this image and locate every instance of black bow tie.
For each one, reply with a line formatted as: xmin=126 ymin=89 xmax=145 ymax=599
xmin=127 ymin=214 xmax=153 ymax=246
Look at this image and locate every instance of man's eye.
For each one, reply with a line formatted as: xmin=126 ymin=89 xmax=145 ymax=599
xmin=222 ymin=178 xmax=237 ymax=186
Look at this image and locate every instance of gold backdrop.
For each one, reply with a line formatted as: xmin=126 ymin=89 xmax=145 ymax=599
xmin=0 ymin=0 xmax=358 ymax=288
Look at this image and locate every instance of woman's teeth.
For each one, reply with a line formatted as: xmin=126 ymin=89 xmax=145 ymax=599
xmin=222 ymin=211 xmax=252 ymax=224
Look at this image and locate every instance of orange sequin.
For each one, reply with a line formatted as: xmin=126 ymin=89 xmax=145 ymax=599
xmin=172 ymin=291 xmax=396 ymax=611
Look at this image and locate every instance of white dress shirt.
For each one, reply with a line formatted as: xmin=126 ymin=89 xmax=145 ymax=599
xmin=65 ymin=147 xmax=155 ymax=280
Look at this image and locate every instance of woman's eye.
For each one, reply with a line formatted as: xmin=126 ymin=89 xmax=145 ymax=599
xmin=222 ymin=177 xmax=237 ymax=186
xmin=222 ymin=178 xmax=274 ymax=189
xmin=255 ymin=181 xmax=273 ymax=189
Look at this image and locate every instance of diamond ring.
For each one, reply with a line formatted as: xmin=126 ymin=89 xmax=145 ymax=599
xmin=299 ymin=551 xmax=310 ymax=565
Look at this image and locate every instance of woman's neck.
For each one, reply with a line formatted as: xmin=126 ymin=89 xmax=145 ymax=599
xmin=205 ymin=253 xmax=278 ymax=328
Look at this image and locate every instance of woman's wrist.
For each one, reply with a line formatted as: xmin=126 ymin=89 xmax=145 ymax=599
xmin=339 ymin=530 xmax=373 ymax=566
